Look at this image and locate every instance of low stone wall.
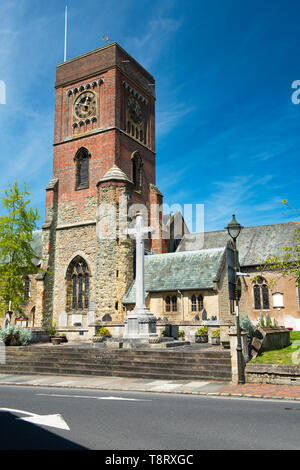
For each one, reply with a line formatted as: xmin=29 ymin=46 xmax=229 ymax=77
xmin=246 ymin=363 xmax=300 ymax=385
xmin=91 ymin=321 xmax=221 ymax=344
xmin=56 ymin=327 xmax=94 ymax=342
xmin=30 ymin=328 xmax=50 ymax=344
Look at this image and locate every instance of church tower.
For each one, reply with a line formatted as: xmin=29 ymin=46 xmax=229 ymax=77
xmin=42 ymin=43 xmax=164 ymax=330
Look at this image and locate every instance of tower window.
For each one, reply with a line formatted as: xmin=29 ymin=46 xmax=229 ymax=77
xmin=67 ymin=256 xmax=90 ymax=311
xmin=74 ymin=147 xmax=91 ymax=190
xmin=131 ymin=152 xmax=142 ymax=189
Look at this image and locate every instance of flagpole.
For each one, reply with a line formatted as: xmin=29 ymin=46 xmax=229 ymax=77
xmin=64 ymin=6 xmax=68 ymax=62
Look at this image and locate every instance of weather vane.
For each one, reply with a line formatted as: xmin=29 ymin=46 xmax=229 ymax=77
xmin=102 ymin=33 xmax=111 ymax=45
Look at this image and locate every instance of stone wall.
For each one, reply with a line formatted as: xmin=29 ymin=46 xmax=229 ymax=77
xmin=95 ymin=181 xmax=134 ymax=323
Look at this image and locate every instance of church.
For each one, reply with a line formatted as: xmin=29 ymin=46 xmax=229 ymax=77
xmin=16 ymin=43 xmax=300 ymax=343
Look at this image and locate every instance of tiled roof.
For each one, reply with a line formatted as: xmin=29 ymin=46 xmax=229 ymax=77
xmin=177 ymin=222 xmax=299 ymax=266
xmin=123 ymin=247 xmax=225 ymax=304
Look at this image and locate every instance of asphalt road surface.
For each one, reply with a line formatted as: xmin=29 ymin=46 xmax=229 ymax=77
xmin=0 ymin=385 xmax=299 ymax=450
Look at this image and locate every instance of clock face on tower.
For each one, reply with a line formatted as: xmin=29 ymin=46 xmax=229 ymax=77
xmin=74 ymin=91 xmax=96 ymax=119
xmin=128 ymin=97 xmax=142 ymax=124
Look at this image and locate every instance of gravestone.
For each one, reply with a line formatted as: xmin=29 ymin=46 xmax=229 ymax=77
xmin=58 ymin=311 xmax=67 ymax=327
xmin=87 ymin=311 xmax=95 ymax=325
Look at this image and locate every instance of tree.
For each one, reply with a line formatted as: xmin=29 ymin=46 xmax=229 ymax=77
xmin=256 ymin=200 xmax=300 ymax=285
xmin=0 ymin=181 xmax=40 ymax=315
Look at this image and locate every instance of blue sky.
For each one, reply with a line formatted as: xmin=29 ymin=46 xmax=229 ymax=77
xmin=0 ymin=0 xmax=300 ymax=232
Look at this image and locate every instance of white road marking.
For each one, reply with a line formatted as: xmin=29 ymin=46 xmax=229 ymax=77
xmin=0 ymin=408 xmax=70 ymax=431
xmin=36 ymin=393 xmax=151 ymax=401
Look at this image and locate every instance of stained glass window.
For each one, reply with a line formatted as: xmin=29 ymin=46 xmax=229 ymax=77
xmin=191 ymin=295 xmax=197 ymax=312
xmin=67 ymin=257 xmax=90 ymax=311
xmin=165 ymin=296 xmax=171 ymax=312
xmin=172 ymin=296 xmax=177 ymax=312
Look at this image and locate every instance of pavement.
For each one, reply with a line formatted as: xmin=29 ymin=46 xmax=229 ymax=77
xmin=0 ymin=373 xmax=300 ymax=401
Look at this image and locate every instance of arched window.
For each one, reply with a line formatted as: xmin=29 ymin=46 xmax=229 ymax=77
xmin=191 ymin=295 xmax=197 ymax=312
xmin=131 ymin=152 xmax=142 ymax=189
xmin=198 ymin=295 xmax=204 ymax=311
xmin=253 ymin=277 xmax=269 ymax=310
xmin=66 ymin=256 xmax=90 ymax=311
xmin=171 ymin=296 xmax=178 ymax=312
xmin=165 ymin=296 xmax=171 ymax=312
xmin=74 ymin=147 xmax=90 ymax=190
xmin=191 ymin=294 xmax=203 ymax=312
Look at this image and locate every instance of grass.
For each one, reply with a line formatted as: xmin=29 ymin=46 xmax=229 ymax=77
xmin=250 ymin=331 xmax=300 ymax=365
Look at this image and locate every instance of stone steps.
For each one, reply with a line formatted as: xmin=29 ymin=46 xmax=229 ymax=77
xmin=0 ymin=346 xmax=232 ymax=381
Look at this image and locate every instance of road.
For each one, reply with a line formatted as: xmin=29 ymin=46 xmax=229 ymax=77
xmin=0 ymin=385 xmax=299 ymax=450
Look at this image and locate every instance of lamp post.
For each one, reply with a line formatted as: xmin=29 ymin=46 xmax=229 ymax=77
xmin=225 ymin=215 xmax=245 ymax=385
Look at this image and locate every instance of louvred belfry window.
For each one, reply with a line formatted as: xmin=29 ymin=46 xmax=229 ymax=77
xmin=67 ymin=257 xmax=90 ymax=311
xmin=74 ymin=147 xmax=90 ymax=190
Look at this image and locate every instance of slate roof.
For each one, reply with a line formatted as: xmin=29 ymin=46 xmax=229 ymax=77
xmin=177 ymin=222 xmax=299 ymax=267
xmin=123 ymin=247 xmax=225 ymax=304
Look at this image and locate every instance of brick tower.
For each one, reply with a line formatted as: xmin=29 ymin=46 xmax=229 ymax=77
xmin=42 ymin=43 xmax=164 ymax=331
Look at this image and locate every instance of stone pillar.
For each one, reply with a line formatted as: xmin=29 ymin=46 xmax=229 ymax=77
xmin=229 ymin=330 xmax=249 ymax=384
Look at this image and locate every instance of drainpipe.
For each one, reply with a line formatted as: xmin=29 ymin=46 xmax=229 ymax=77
xmin=178 ymin=290 xmax=184 ymax=322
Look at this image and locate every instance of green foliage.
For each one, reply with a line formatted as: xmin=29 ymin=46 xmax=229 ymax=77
xmin=258 ymin=313 xmax=265 ymax=327
xmin=240 ymin=314 xmax=255 ymax=341
xmin=250 ymin=331 xmax=300 ymax=365
xmin=161 ymin=329 xmax=167 ymax=337
xmin=45 ymin=321 xmax=57 ymax=338
xmin=266 ymin=314 xmax=272 ymax=328
xmin=196 ymin=326 xmax=208 ymax=336
xmin=97 ymin=327 xmax=111 ymax=338
xmin=0 ymin=325 xmax=32 ymax=346
xmin=211 ymin=328 xmax=220 ymax=338
xmin=0 ymin=181 xmax=40 ymax=315
xmin=178 ymin=330 xmax=185 ymax=338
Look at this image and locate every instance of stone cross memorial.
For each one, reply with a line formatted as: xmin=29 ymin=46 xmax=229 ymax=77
xmin=124 ymin=212 xmax=158 ymax=341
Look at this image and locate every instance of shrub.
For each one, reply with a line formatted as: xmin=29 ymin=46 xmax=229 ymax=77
xmin=196 ymin=326 xmax=208 ymax=336
xmin=212 ymin=328 xmax=220 ymax=338
xmin=97 ymin=327 xmax=111 ymax=338
xmin=161 ymin=329 xmax=167 ymax=337
xmin=266 ymin=314 xmax=272 ymax=328
xmin=0 ymin=326 xmax=32 ymax=346
xmin=240 ymin=315 xmax=255 ymax=341
xmin=178 ymin=330 xmax=185 ymax=338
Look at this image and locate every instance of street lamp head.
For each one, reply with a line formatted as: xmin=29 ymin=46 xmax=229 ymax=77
xmin=225 ymin=214 xmax=243 ymax=240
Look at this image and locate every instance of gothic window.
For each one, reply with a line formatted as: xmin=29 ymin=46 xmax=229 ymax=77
xmin=66 ymin=257 xmax=90 ymax=311
xmin=165 ymin=296 xmax=171 ymax=312
xmin=253 ymin=277 xmax=269 ymax=310
xmin=191 ymin=294 xmax=203 ymax=312
xmin=171 ymin=296 xmax=178 ymax=312
xmin=74 ymin=147 xmax=90 ymax=190
xmin=191 ymin=295 xmax=197 ymax=312
xmin=131 ymin=152 xmax=142 ymax=189
xmin=198 ymin=295 xmax=204 ymax=311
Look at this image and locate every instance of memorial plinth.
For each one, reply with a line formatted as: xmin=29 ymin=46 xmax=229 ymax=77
xmin=123 ymin=212 xmax=158 ymax=343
